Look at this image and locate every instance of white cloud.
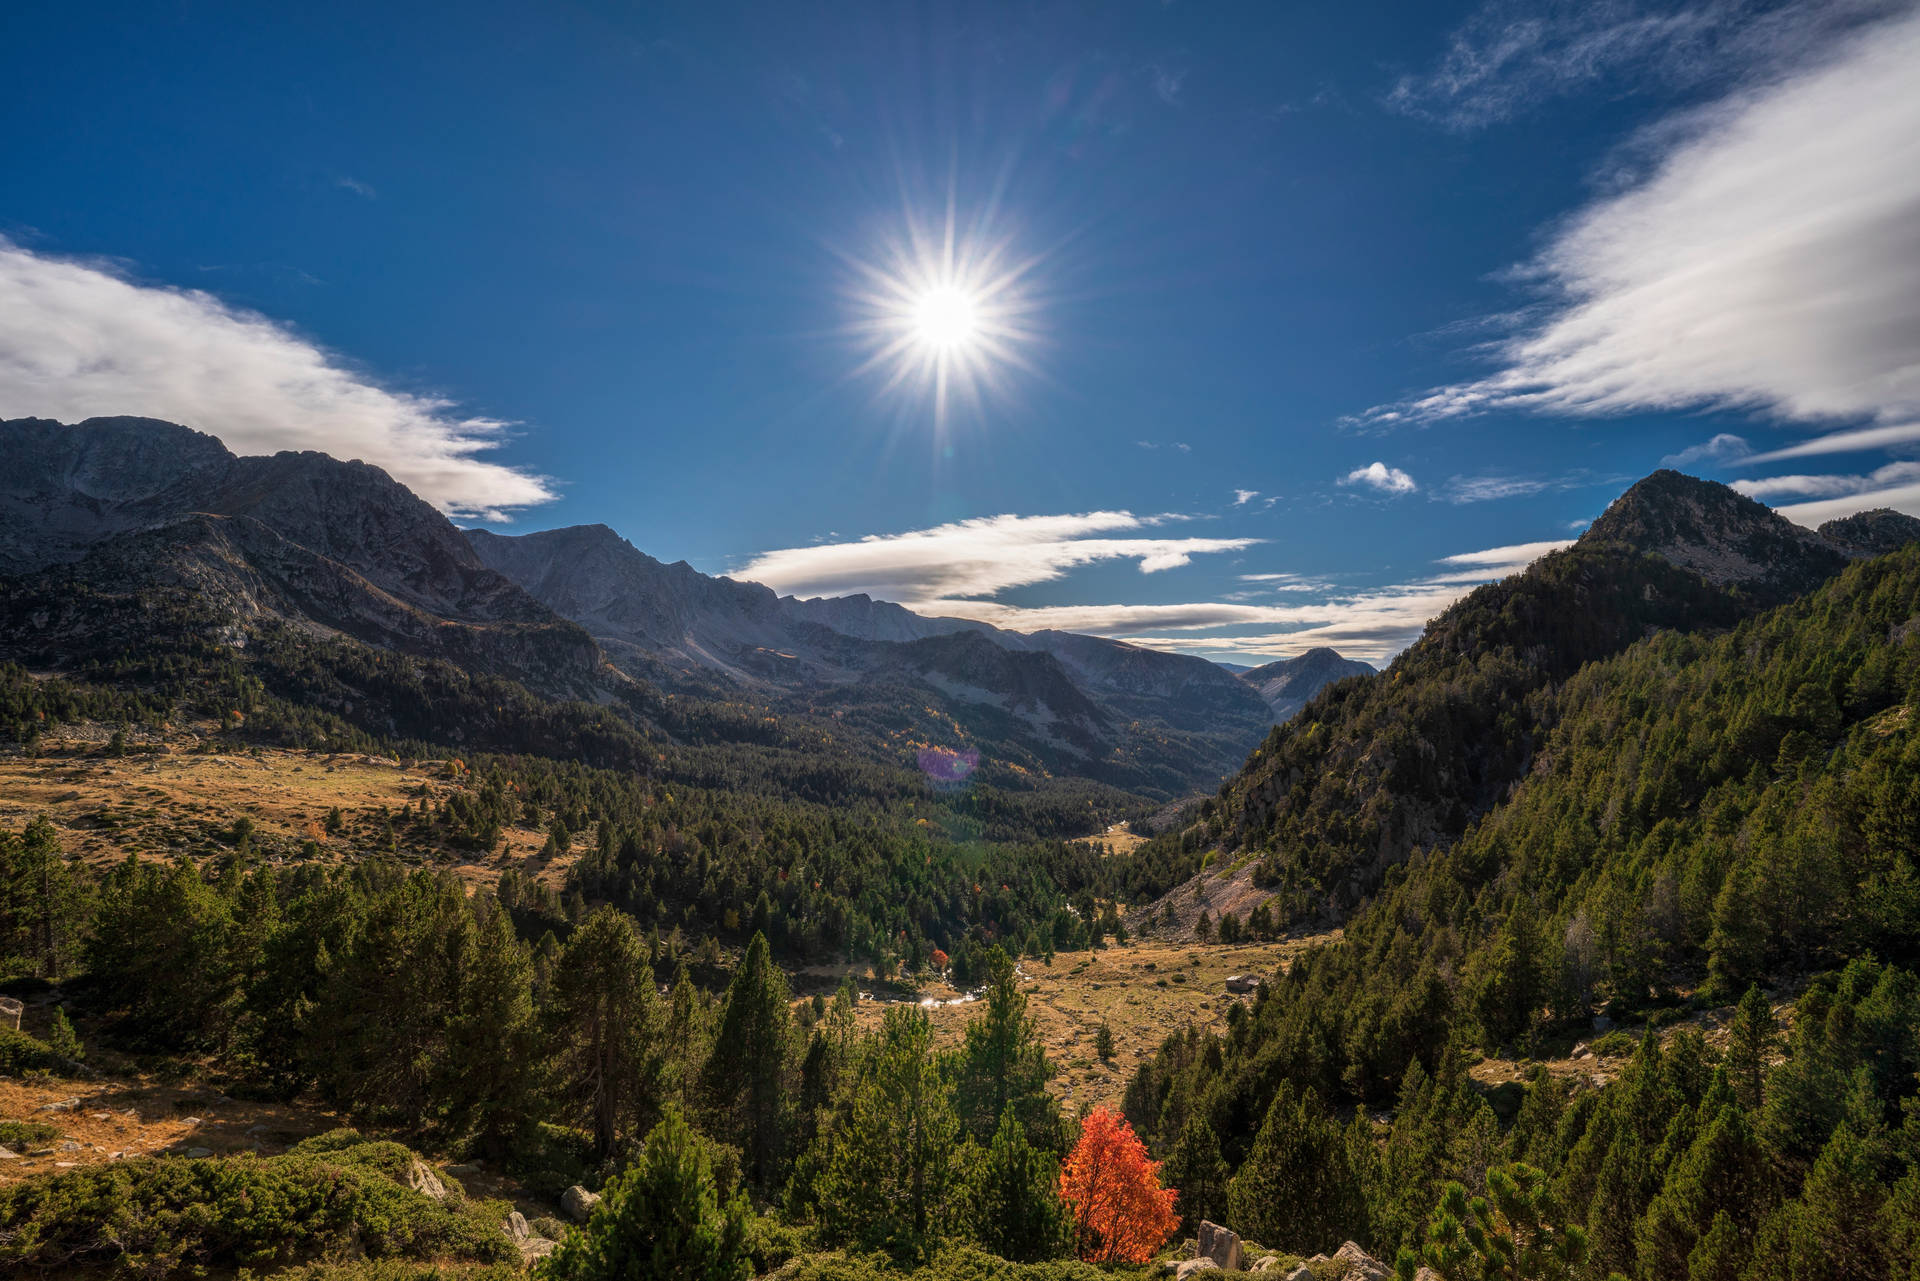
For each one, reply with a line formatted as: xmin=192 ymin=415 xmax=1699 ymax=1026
xmin=1233 ymin=489 xmax=1259 ymax=506
xmin=0 ymin=239 xmax=553 ymax=520
xmin=901 ymin=538 xmax=1569 ymax=665
xmin=1359 ymin=6 xmax=1920 ymax=442
xmin=1662 ymin=432 xmax=1751 ymax=467
xmin=1734 ymin=460 xmax=1920 ymax=500
xmin=1775 ymin=482 xmax=1920 ymax=527
xmin=1741 ymin=420 xmax=1920 ymax=465
xmin=1341 ymin=461 xmax=1418 ymax=494
xmin=736 ymin=511 xmax=1259 ymax=604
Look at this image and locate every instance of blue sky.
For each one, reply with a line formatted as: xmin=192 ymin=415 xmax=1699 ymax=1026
xmin=4 ymin=0 xmax=1918 ymax=662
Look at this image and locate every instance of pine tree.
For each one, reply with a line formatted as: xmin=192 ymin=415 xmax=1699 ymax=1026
xmin=1095 ymin=1021 xmax=1115 ymax=1062
xmin=0 ymin=816 xmax=87 ymax=978
xmin=703 ymin=931 xmax=792 ymax=1191
xmin=550 ymin=906 xmax=662 ymax=1159
xmin=1779 ymin=1121 xmax=1890 ymax=1277
xmin=540 ymin=1105 xmax=749 ymax=1281
xmin=1684 ymin=1211 xmax=1745 ymax=1281
xmin=1409 ymin=1164 xmax=1587 ymax=1281
xmin=1226 ymin=1081 xmax=1366 ymax=1255
xmin=45 ymin=1007 xmax=82 ymax=1061
xmin=1162 ymin=1110 xmax=1229 ymax=1237
xmin=813 ymin=1006 xmax=959 ymax=1260
xmin=1634 ymin=1100 xmax=1772 ymax=1280
xmin=1724 ymin=985 xmax=1776 ymax=1113
xmin=950 ymin=946 xmax=1060 ymax=1152
xmin=962 ymin=1104 xmax=1070 ymax=1262
xmin=442 ymin=895 xmax=542 ymax=1155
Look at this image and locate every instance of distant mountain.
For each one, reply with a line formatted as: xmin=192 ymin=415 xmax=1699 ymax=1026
xmin=1237 ymin=647 xmax=1374 ymax=722
xmin=1817 ymin=507 xmax=1920 ymax=558
xmin=467 ymin=521 xmax=1275 ymax=794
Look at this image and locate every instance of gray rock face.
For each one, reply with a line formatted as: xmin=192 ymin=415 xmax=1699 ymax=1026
xmin=1196 ymin=1220 xmax=1244 ymax=1271
xmin=562 ymin=1184 xmax=601 ymax=1222
xmin=404 ymin=1159 xmax=448 ymax=1201
xmin=1237 ymin=647 xmax=1374 ymax=723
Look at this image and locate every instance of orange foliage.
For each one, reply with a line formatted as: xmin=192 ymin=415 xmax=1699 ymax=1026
xmin=1059 ymin=1106 xmax=1179 ymax=1263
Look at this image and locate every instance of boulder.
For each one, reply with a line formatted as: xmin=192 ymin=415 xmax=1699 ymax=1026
xmin=1197 ymin=1221 xmax=1245 ymax=1271
xmin=504 ymin=1211 xmax=530 ymax=1242
xmin=404 ymin=1158 xmax=448 ymax=1201
xmin=562 ymin=1184 xmax=602 ymax=1222
xmin=1175 ymin=1261 xmax=1221 ymax=1281
xmin=184 ymin=1146 xmax=214 ymax=1158
xmin=1283 ymin=1265 xmax=1315 ymax=1281
xmin=521 ymin=1236 xmax=559 ymax=1263
xmin=1414 ymin=1269 xmax=1444 ymax=1281
xmin=1332 ymin=1241 xmax=1392 ymax=1281
xmin=1248 ymin=1257 xmax=1283 ymax=1274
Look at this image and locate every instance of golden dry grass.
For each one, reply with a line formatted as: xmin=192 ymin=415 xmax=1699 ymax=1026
xmin=846 ymin=936 xmax=1329 ymax=1113
xmin=0 ymin=732 xmax=572 ymax=891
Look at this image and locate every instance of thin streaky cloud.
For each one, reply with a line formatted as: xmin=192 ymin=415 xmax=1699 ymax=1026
xmin=1742 ymin=421 xmax=1920 ymax=465
xmin=1356 ymin=6 xmax=1920 ymax=446
xmin=1233 ymin=489 xmax=1259 ymax=506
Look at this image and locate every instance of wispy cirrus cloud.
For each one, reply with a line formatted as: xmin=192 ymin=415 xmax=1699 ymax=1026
xmin=1232 ymin=488 xmax=1259 ymax=506
xmin=1387 ymin=0 xmax=1906 ymax=131
xmin=735 ymin=511 xmax=1259 ymax=604
xmin=1358 ymin=5 xmax=1920 ymax=453
xmin=0 ymin=239 xmax=553 ymax=520
xmin=1341 ymin=461 xmax=1417 ymax=494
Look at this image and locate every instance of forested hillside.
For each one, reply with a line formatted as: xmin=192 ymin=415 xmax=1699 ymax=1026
xmin=1122 ymin=538 xmax=1920 ymax=1278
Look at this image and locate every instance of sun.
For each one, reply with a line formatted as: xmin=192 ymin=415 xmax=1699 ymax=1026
xmin=911 ymin=285 xmax=979 ymax=352
xmin=842 ymin=204 xmax=1043 ymax=431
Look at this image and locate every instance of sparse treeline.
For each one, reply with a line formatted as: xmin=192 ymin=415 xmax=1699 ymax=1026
xmin=6 ymin=848 xmax=1188 ymax=1275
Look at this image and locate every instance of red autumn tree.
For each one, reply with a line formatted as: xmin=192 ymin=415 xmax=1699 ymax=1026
xmin=1059 ymin=1105 xmax=1180 ymax=1263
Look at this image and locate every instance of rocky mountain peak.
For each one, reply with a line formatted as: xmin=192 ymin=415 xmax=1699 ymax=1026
xmin=1579 ymin=468 xmax=1847 ymax=603
xmin=1238 ymin=648 xmax=1375 ymax=723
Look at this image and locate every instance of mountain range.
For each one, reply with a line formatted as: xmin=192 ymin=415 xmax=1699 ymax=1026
xmin=0 ymin=416 xmax=1357 ymax=802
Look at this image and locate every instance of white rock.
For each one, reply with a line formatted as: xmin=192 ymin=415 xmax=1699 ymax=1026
xmin=405 ymin=1158 xmax=448 ymax=1201
xmin=562 ymin=1184 xmax=602 ymax=1222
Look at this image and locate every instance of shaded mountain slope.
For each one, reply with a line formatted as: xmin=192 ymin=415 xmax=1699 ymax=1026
xmin=1238 ymin=647 xmax=1375 ymax=722
xmin=1152 ymin=471 xmax=1875 ymax=922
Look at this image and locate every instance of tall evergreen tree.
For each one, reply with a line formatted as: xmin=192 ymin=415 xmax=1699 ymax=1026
xmin=703 ymin=931 xmax=792 ymax=1190
xmin=1162 ymin=1110 xmax=1230 ymax=1237
xmin=442 ymin=895 xmax=543 ymax=1155
xmin=1226 ymin=1081 xmax=1365 ymax=1256
xmin=949 ymin=946 xmax=1059 ymax=1151
xmin=1724 ymin=985 xmax=1777 ymax=1113
xmin=812 ymin=1006 xmax=959 ymax=1260
xmin=0 ymin=817 xmax=87 ymax=978
xmin=551 ymin=906 xmax=662 ymax=1159
xmin=961 ymin=1104 xmax=1070 ymax=1262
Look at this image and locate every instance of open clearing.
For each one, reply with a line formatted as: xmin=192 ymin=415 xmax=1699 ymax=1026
xmin=0 ymin=730 xmax=574 ymax=891
xmin=843 ymin=935 xmax=1332 ymax=1112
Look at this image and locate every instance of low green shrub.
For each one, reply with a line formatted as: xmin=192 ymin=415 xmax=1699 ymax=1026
xmin=0 ymin=1026 xmax=69 ymax=1074
xmin=0 ymin=1119 xmax=61 ymax=1148
xmin=0 ymin=1138 xmax=516 ymax=1279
